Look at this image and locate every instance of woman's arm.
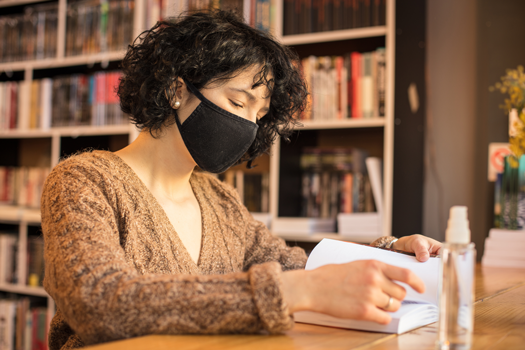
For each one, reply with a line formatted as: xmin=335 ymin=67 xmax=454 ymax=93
xmin=42 ymin=164 xmax=294 ymax=346
xmin=243 ymin=218 xmax=308 ymax=271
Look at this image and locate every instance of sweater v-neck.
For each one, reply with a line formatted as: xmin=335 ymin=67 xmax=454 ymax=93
xmin=98 ymin=151 xmax=209 ymax=273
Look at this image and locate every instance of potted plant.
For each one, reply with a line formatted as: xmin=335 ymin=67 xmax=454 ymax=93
xmin=491 ymin=65 xmax=525 ymax=229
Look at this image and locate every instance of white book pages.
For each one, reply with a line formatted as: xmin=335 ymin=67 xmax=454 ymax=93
xmin=295 ymin=302 xmax=438 ymax=334
xmin=295 ymin=239 xmax=441 ymax=334
xmin=305 ymin=239 xmax=440 ymax=305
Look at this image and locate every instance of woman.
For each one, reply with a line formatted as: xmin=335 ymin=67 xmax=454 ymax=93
xmin=41 ymin=11 xmax=441 ymax=350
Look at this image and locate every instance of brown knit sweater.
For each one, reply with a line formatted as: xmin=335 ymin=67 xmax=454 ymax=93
xmin=41 ymin=150 xmax=396 ymax=350
xmin=41 ymin=151 xmax=308 ymax=350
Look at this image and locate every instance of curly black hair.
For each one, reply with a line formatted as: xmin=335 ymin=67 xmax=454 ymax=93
xmin=118 ymin=10 xmax=308 ymax=168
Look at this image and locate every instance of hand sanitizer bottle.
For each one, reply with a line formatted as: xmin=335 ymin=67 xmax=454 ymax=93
xmin=437 ymin=206 xmax=476 ymax=350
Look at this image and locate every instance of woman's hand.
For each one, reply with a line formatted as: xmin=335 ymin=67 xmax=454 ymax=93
xmin=282 ymin=260 xmax=425 ymax=325
xmin=392 ymin=234 xmax=442 ymax=262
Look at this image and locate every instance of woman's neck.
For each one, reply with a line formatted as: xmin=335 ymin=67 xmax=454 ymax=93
xmin=115 ymin=125 xmax=196 ymax=202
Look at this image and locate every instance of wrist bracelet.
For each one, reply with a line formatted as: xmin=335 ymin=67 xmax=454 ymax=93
xmin=386 ymin=238 xmax=398 ymax=249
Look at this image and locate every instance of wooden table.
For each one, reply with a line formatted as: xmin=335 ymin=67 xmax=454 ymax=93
xmin=84 ymin=265 xmax=525 ymax=350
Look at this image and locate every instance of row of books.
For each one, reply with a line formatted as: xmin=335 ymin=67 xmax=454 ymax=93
xmin=218 ymin=170 xmax=270 ymax=213
xmin=0 ymin=299 xmax=48 ymax=350
xmin=301 ymin=171 xmax=375 ymax=218
xmin=300 ymin=49 xmax=386 ymax=121
xmin=0 ymin=71 xmax=126 ymax=131
xmin=145 ymin=0 xmax=271 ymax=32
xmin=0 ymin=233 xmax=45 ymax=288
xmin=283 ymin=0 xmax=387 ymax=35
xmin=272 ymin=156 xmax=382 ymax=236
xmin=66 ymin=0 xmax=135 ymax=56
xmin=0 ymin=167 xmax=50 ymax=208
xmin=300 ymin=148 xmax=375 ymax=218
xmin=0 ymin=3 xmax=58 ymax=63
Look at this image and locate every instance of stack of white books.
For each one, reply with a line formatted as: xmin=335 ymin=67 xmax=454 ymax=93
xmin=337 ymin=212 xmax=382 ymax=236
xmin=482 ymin=229 xmax=525 ymax=268
xmin=272 ymin=217 xmax=336 ymax=235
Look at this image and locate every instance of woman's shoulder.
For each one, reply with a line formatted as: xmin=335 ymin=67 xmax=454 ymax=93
xmin=45 ymin=150 xmax=127 ymax=192
xmin=51 ymin=150 xmax=122 ymax=176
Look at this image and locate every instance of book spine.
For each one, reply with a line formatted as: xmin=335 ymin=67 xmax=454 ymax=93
xmin=351 ymin=52 xmax=361 ymax=119
xmin=40 ymin=78 xmax=52 ymax=130
xmin=0 ymin=83 xmax=7 ymax=131
xmin=361 ymin=52 xmax=373 ymax=118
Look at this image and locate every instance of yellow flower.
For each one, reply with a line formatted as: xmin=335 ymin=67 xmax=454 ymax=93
xmin=491 ymin=66 xmax=525 ymax=167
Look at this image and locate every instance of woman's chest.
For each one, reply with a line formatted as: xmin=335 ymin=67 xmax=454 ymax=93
xmin=118 ymin=195 xmax=247 ymax=276
xmin=160 ymin=198 xmax=202 ymax=265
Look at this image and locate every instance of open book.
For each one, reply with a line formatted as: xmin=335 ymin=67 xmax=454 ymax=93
xmin=294 ymin=239 xmax=440 ymax=334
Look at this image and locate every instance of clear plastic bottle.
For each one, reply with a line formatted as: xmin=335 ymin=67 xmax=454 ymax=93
xmin=437 ymin=206 xmax=476 ymax=350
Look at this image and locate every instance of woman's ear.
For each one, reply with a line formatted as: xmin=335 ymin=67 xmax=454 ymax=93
xmin=165 ymin=78 xmax=185 ymax=109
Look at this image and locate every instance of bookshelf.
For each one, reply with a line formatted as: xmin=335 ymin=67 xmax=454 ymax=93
xmin=0 ymin=0 xmax=145 ymax=342
xmin=269 ymin=0 xmax=395 ymax=242
xmin=0 ymin=0 xmax=397 ymax=341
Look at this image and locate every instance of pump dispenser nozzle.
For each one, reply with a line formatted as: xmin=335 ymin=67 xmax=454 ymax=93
xmin=445 ymin=206 xmax=471 ymax=244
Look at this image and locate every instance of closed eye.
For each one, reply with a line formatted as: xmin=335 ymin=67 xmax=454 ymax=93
xmin=229 ymin=100 xmax=243 ymax=108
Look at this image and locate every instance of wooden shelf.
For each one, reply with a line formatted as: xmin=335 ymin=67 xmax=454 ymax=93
xmin=295 ymin=118 xmax=385 ymax=130
xmin=0 ymin=283 xmax=48 ymax=297
xmin=280 ymin=26 xmax=387 ymax=46
xmin=0 ymin=205 xmax=41 ymax=223
xmin=0 ymin=124 xmax=132 ymax=139
xmin=0 ymin=205 xmax=24 ymax=222
xmin=0 ymin=50 xmax=126 ymax=72
xmin=275 ymin=232 xmax=379 ymax=244
xmin=0 ymin=0 xmax=47 ymax=8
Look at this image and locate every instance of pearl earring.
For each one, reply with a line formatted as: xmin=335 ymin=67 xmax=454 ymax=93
xmin=173 ymin=101 xmax=181 ymax=109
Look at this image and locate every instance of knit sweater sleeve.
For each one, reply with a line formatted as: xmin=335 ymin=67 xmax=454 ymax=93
xmin=243 ymin=215 xmax=308 ymax=272
xmin=41 ymin=160 xmax=294 ymax=347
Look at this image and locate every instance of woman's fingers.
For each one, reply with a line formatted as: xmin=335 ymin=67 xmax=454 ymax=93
xmin=361 ymin=304 xmax=392 ymax=325
xmin=382 ymin=263 xmax=425 ymax=294
xmin=395 ymin=235 xmax=443 ymax=262
xmin=378 ymin=292 xmax=402 ymax=312
xmin=412 ymin=238 xmax=431 ymax=262
xmin=380 ymin=275 xmax=407 ymax=301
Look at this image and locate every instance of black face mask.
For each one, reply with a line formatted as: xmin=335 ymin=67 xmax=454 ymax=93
xmin=174 ymin=79 xmax=259 ymax=174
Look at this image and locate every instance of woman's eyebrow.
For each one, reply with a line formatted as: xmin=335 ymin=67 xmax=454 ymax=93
xmin=228 ymin=87 xmax=270 ymax=101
